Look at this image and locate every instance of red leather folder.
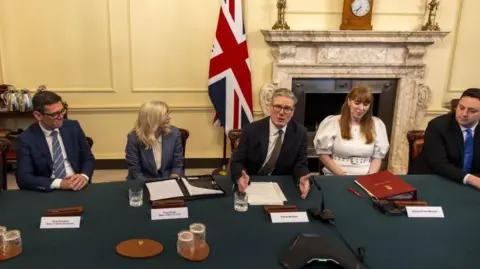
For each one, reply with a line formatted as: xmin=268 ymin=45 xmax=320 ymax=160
xmin=354 ymin=171 xmax=417 ymax=200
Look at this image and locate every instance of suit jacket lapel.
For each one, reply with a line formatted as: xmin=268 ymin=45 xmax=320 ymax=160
xmin=473 ymin=124 xmax=480 ymax=165
xmin=143 ymin=147 xmax=158 ymax=175
xmin=279 ymin=121 xmax=295 ymax=161
xmin=450 ymin=117 xmax=464 ymax=163
xmin=32 ymin=123 xmax=52 ymax=169
xmin=59 ymin=126 xmax=73 ymax=166
xmin=260 ymin=118 xmax=270 ymax=163
xmin=160 ymin=134 xmax=170 ymax=171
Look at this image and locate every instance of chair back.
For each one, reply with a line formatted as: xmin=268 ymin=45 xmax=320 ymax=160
xmin=228 ymin=129 xmax=242 ymax=151
xmin=63 ymin=101 xmax=93 ymax=149
xmin=406 ymin=130 xmax=425 ymax=172
xmin=225 ymin=129 xmax=242 ymax=174
xmin=178 ymin=128 xmax=190 ymax=169
xmin=0 ymin=138 xmax=11 ymax=190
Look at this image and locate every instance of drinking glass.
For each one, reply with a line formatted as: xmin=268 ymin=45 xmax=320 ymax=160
xmin=177 ymin=230 xmax=194 ymax=258
xmin=234 ymin=191 xmax=248 ymax=212
xmin=0 ymin=226 xmax=6 ymax=255
xmin=129 ymin=187 xmax=143 ymax=207
xmin=189 ymin=223 xmax=206 ymax=246
xmin=3 ymin=230 xmax=21 ymax=256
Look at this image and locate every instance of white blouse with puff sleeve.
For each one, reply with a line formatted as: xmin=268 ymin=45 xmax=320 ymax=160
xmin=313 ymin=115 xmax=390 ymax=175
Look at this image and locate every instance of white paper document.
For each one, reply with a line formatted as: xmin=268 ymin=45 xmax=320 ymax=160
xmin=181 ymin=177 xmax=223 ymax=196
xmin=246 ymin=182 xmax=287 ymax=205
xmin=145 ymin=179 xmax=184 ymax=201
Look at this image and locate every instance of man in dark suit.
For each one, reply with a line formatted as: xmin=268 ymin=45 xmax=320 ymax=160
xmin=16 ymin=91 xmax=95 ymax=191
xmin=230 ymin=88 xmax=312 ymax=199
xmin=410 ymin=88 xmax=480 ymax=189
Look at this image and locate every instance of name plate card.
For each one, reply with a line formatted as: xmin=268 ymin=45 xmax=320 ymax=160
xmin=40 ymin=217 xmax=81 ymax=229
xmin=406 ymin=206 xmax=444 ymax=218
xmin=151 ymin=207 xmax=189 ymax=220
xmin=270 ymin=212 xmax=309 ymax=223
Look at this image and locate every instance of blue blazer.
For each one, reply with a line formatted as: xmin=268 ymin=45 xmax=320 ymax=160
xmin=125 ymin=125 xmax=184 ymax=180
xmin=16 ymin=120 xmax=95 ymax=191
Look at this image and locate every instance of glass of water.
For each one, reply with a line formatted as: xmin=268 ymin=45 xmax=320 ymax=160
xmin=177 ymin=230 xmax=194 ymax=258
xmin=129 ymin=187 xmax=143 ymax=207
xmin=189 ymin=223 xmax=206 ymax=246
xmin=3 ymin=230 xmax=21 ymax=257
xmin=234 ymin=191 xmax=248 ymax=212
xmin=0 ymin=226 xmax=6 ymax=255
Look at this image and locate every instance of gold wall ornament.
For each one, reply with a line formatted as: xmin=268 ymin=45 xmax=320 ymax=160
xmin=272 ymin=0 xmax=290 ymax=30
xmin=421 ymin=0 xmax=440 ymax=31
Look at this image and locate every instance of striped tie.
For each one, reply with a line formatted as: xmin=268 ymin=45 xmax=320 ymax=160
xmin=463 ymin=128 xmax=474 ymax=172
xmin=51 ymin=130 xmax=67 ymax=179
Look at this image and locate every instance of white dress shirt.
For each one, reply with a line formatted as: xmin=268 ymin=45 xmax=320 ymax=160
xmin=39 ymin=123 xmax=88 ymax=189
xmin=460 ymin=122 xmax=478 ymax=184
xmin=152 ymin=136 xmax=163 ymax=170
xmin=259 ymin=119 xmax=287 ymax=172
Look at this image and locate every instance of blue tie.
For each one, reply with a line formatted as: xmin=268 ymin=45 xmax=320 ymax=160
xmin=51 ymin=130 xmax=67 ymax=179
xmin=463 ymin=128 xmax=474 ymax=172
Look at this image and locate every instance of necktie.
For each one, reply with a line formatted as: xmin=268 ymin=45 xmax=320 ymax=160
xmin=259 ymin=129 xmax=284 ymax=175
xmin=51 ymin=130 xmax=67 ymax=179
xmin=463 ymin=128 xmax=474 ymax=172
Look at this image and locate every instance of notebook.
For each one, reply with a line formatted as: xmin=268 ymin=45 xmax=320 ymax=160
xmin=354 ymin=171 xmax=417 ymax=200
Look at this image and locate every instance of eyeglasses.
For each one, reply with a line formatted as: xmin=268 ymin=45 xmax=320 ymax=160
xmin=272 ymin=104 xmax=293 ymax=114
xmin=43 ymin=108 xmax=66 ymax=118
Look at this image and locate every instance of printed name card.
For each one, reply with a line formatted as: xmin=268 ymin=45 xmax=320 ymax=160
xmin=40 ymin=217 xmax=81 ymax=229
xmin=406 ymin=206 xmax=444 ymax=218
xmin=151 ymin=207 xmax=189 ymax=220
xmin=270 ymin=212 xmax=309 ymax=223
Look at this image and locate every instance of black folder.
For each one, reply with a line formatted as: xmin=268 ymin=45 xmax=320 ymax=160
xmin=144 ymin=174 xmax=226 ymax=202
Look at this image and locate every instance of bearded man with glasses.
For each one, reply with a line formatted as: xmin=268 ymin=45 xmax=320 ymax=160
xmin=16 ymin=90 xmax=95 ymax=192
xmin=230 ymin=88 xmax=312 ymax=199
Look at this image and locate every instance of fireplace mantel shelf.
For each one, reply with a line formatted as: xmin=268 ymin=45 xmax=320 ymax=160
xmin=259 ymin=29 xmax=451 ymax=174
xmin=261 ymin=30 xmax=450 ymax=44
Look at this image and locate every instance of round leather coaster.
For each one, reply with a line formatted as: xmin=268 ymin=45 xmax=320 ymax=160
xmin=116 ymin=239 xmax=163 ymax=258
xmin=180 ymin=242 xmax=210 ymax=262
xmin=0 ymin=247 xmax=22 ymax=261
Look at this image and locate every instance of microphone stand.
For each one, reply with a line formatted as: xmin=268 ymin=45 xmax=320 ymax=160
xmin=308 ymin=177 xmax=335 ymax=222
xmin=308 ymin=177 xmax=371 ymax=269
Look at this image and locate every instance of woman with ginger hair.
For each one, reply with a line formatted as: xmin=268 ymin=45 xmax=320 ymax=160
xmin=313 ymin=86 xmax=390 ymax=175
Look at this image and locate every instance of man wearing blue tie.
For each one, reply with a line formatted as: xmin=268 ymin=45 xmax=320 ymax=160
xmin=410 ymin=88 xmax=480 ymax=189
xmin=16 ymin=91 xmax=95 ymax=191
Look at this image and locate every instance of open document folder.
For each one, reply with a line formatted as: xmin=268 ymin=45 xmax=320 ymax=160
xmin=245 ymin=182 xmax=287 ymax=205
xmin=145 ymin=175 xmax=225 ymax=201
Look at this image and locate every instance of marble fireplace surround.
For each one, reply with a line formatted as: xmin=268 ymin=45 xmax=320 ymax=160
xmin=259 ymin=30 xmax=450 ymax=174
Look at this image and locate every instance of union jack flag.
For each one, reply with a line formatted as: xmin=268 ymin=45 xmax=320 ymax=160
xmin=208 ymin=0 xmax=253 ymax=135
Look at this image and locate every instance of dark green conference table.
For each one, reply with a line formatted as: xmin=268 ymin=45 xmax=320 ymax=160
xmin=0 ymin=175 xmax=479 ymax=269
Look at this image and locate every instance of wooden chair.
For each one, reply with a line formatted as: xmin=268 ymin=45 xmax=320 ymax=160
xmin=226 ymin=129 xmax=242 ymax=173
xmin=63 ymin=102 xmax=94 ymax=149
xmin=178 ymin=128 xmax=190 ymax=170
xmin=450 ymin=99 xmax=459 ymax=113
xmin=0 ymin=138 xmax=11 ymax=190
xmin=406 ymin=130 xmax=425 ymax=172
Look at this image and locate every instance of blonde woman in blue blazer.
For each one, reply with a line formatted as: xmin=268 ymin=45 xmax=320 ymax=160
xmin=125 ymin=101 xmax=184 ymax=180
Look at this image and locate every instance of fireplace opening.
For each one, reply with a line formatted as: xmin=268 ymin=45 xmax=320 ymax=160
xmin=304 ymin=92 xmax=381 ymax=132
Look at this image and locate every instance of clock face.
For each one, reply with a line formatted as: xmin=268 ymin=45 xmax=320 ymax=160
xmin=351 ymin=0 xmax=371 ymax=17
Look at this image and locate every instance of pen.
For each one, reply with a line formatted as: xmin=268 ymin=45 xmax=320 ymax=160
xmin=348 ymin=188 xmax=363 ymax=198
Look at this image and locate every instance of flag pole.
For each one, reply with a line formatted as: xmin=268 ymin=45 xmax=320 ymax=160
xmin=212 ymin=129 xmax=228 ymax=175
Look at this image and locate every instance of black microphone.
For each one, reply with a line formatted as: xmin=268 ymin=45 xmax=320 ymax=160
xmin=308 ymin=177 xmax=335 ymax=223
